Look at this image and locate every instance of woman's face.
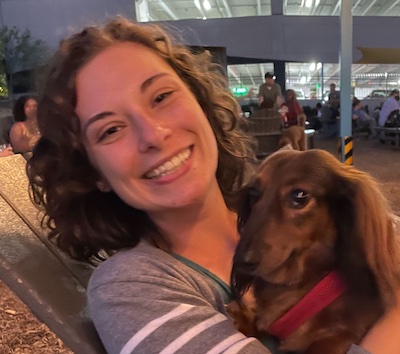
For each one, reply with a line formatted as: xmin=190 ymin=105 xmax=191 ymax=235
xmin=75 ymin=42 xmax=219 ymax=215
xmin=285 ymin=91 xmax=294 ymax=101
xmin=24 ymin=99 xmax=38 ymax=120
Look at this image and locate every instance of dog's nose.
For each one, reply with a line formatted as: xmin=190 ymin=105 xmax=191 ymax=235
xmin=234 ymin=251 xmax=258 ymax=273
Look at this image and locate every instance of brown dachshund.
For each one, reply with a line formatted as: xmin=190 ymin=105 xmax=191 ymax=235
xmin=278 ymin=113 xmax=307 ymax=151
xmin=229 ymin=149 xmax=400 ymax=354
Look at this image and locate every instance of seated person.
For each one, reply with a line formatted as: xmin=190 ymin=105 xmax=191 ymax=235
xmin=378 ymin=89 xmax=400 ymax=127
xmin=371 ymin=103 xmax=382 ymax=123
xmin=9 ymin=95 xmax=41 ymax=156
xmin=280 ymin=89 xmax=303 ymax=127
xmin=352 ymin=98 xmax=377 ymax=138
xmin=0 ymin=115 xmax=14 ymax=145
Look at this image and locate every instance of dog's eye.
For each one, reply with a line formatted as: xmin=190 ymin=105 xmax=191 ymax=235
xmin=289 ymin=189 xmax=309 ymax=208
xmin=248 ymin=186 xmax=261 ymax=205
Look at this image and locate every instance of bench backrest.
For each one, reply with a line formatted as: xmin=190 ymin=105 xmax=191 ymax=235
xmin=245 ymin=114 xmax=282 ymax=157
xmin=0 ymin=154 xmax=106 ymax=354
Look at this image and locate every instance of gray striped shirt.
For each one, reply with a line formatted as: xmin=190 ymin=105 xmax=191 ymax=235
xmin=87 ymin=242 xmax=369 ymax=354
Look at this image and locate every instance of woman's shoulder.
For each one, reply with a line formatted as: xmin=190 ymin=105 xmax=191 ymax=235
xmin=88 ymin=241 xmax=213 ymax=291
xmin=91 ymin=242 xmax=174 ymax=276
xmin=10 ymin=121 xmax=26 ymax=132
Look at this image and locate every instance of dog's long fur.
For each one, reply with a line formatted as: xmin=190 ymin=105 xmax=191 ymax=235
xmin=230 ymin=149 xmax=400 ymax=354
xmin=278 ymin=113 xmax=307 ymax=151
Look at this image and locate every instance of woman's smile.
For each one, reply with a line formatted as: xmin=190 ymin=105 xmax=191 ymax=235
xmin=144 ymin=146 xmax=192 ymax=180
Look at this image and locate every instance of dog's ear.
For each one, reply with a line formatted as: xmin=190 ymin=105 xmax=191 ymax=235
xmin=237 ymin=183 xmax=259 ymax=233
xmin=332 ymin=166 xmax=400 ymax=306
xmin=230 ymin=264 xmax=254 ymax=301
xmin=231 ymin=182 xmax=261 ymax=299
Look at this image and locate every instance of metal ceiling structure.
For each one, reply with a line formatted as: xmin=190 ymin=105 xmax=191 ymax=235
xmin=1 ymin=0 xmax=394 ymax=98
xmin=134 ymin=0 xmax=400 ymax=98
xmin=135 ymin=0 xmax=400 ymax=22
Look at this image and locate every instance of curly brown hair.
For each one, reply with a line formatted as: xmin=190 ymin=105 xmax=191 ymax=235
xmin=27 ymin=17 xmax=257 ymax=262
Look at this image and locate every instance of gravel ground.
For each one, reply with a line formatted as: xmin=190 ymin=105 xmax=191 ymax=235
xmin=0 ymin=280 xmax=72 ymax=353
xmin=0 ymin=135 xmax=399 ymax=353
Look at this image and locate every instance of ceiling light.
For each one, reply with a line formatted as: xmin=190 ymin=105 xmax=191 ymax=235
xmin=194 ymin=0 xmax=201 ymax=10
xmin=309 ymin=62 xmax=316 ymax=71
xmin=305 ymin=0 xmax=313 ymax=8
xmin=203 ymin=0 xmax=211 ymax=11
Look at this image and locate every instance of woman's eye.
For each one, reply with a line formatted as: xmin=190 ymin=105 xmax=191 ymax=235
xmin=288 ymin=189 xmax=310 ymax=209
xmin=154 ymin=91 xmax=173 ymax=104
xmin=98 ymin=126 xmax=121 ymax=142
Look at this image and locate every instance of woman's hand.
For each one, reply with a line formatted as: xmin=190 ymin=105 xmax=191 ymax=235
xmin=0 ymin=146 xmax=14 ymax=158
xmin=359 ymin=293 xmax=400 ymax=353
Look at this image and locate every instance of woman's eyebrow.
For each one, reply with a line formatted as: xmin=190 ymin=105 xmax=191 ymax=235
xmin=140 ymin=72 xmax=170 ymax=93
xmin=83 ymin=111 xmax=114 ymax=135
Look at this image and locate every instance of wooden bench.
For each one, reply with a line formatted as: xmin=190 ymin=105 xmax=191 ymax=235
xmin=245 ymin=115 xmax=283 ymax=158
xmin=375 ymin=127 xmax=400 ymax=149
xmin=0 ymin=154 xmax=106 ymax=354
xmin=245 ymin=113 xmax=315 ymax=158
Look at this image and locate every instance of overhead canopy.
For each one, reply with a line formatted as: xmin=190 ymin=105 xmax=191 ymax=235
xmin=356 ymin=47 xmax=400 ymax=64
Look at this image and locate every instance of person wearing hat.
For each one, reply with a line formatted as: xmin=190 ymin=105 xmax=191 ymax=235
xmin=258 ymin=72 xmax=282 ymax=110
xmin=378 ymin=89 xmax=400 ymax=127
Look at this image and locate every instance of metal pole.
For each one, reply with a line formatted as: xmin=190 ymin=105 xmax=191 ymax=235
xmin=321 ymin=63 xmax=324 ymax=100
xmin=338 ymin=0 xmax=353 ymax=164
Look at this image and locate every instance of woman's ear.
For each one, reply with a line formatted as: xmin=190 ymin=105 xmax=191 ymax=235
xmin=96 ymin=180 xmax=112 ymax=193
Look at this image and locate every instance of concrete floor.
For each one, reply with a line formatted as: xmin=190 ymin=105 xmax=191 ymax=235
xmin=314 ymin=135 xmax=400 ymax=217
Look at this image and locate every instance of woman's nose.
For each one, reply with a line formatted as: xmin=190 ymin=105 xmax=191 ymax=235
xmin=134 ymin=111 xmax=173 ymax=152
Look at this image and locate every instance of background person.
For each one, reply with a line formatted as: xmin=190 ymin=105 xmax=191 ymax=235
xmin=9 ymin=95 xmax=40 ymax=155
xmin=352 ymin=97 xmax=377 ymax=138
xmin=378 ymin=89 xmax=400 ymax=127
xmin=328 ymin=83 xmax=340 ymax=109
xmin=27 ymin=17 xmax=400 ymax=354
xmin=280 ymin=89 xmax=303 ymax=127
xmin=258 ymin=72 xmax=282 ymax=110
xmin=328 ymin=83 xmax=340 ymax=123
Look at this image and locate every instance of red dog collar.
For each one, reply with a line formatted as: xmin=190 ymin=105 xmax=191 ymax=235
xmin=268 ymin=271 xmax=347 ymax=341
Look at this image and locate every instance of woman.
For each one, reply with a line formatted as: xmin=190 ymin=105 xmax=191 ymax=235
xmin=9 ymin=95 xmax=40 ymax=155
xmin=27 ymin=18 xmax=400 ymax=354
xmin=280 ymin=89 xmax=303 ymax=127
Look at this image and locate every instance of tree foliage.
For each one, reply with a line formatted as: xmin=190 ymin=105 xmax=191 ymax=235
xmin=0 ymin=26 xmax=50 ymax=96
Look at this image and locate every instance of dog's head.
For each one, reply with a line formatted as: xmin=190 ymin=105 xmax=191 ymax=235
xmin=232 ymin=149 xmax=400 ymax=306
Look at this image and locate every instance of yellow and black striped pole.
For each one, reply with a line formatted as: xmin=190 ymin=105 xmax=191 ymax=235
xmin=337 ymin=136 xmax=353 ymax=165
xmin=337 ymin=0 xmax=353 ymax=165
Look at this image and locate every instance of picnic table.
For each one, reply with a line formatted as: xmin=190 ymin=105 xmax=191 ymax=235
xmin=375 ymin=126 xmax=400 ymax=149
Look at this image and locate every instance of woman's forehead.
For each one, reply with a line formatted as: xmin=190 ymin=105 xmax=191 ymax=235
xmin=76 ymin=42 xmax=173 ymax=85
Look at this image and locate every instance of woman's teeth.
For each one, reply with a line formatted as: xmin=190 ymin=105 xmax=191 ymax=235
xmin=145 ymin=148 xmax=191 ymax=179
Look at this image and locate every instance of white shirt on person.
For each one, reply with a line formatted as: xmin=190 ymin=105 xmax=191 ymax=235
xmin=378 ymin=96 xmax=400 ymax=127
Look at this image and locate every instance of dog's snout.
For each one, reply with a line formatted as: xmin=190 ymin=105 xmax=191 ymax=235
xmin=233 ymin=249 xmax=259 ymax=274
